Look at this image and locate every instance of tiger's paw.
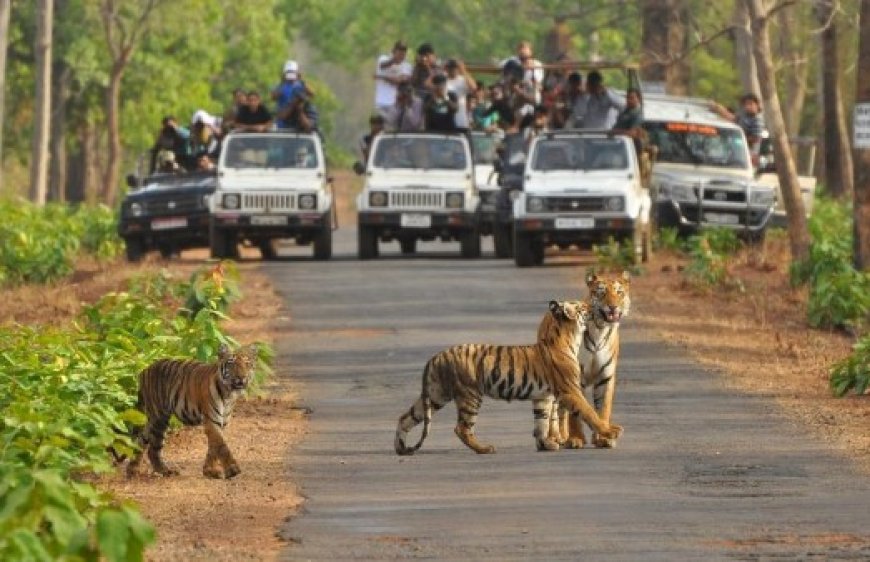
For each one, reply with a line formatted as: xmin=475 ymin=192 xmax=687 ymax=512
xmin=597 ymin=424 xmax=623 ymax=441
xmin=203 ymin=466 xmax=223 ymax=479
xmin=155 ymin=465 xmax=180 ymax=477
xmin=536 ymin=438 xmax=560 ymax=452
xmin=475 ymin=444 xmax=496 ymax=454
xmin=564 ymin=437 xmax=586 ymax=449
xmin=224 ymin=464 xmax=242 ymax=479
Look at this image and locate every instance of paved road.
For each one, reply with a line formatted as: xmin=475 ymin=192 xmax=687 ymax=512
xmin=266 ymin=230 xmax=870 ymax=561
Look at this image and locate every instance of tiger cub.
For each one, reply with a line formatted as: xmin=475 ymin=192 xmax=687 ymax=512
xmin=394 ymin=301 xmax=623 ymax=455
xmin=546 ymin=271 xmax=630 ymax=449
xmin=126 ymin=343 xmax=258 ymax=479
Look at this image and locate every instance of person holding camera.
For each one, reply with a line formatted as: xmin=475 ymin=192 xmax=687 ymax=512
xmin=149 ymin=116 xmax=191 ymax=174
xmin=375 ymin=41 xmax=413 ymax=116
xmin=423 ymin=74 xmax=458 ymax=132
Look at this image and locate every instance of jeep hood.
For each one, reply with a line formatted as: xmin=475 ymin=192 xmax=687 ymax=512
xmin=219 ymin=169 xmax=323 ymax=190
xmin=524 ymin=172 xmax=635 ymax=194
xmin=367 ymin=170 xmax=471 ymax=190
xmin=653 ymin=162 xmax=754 ymax=185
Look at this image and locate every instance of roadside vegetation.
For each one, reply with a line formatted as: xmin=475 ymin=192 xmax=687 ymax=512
xmin=0 ymin=261 xmax=271 ymax=560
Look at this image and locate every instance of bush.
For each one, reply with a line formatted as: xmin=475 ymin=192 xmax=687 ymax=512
xmin=683 ymin=229 xmax=744 ymax=291
xmin=830 ymin=335 xmax=870 ymax=397
xmin=592 ymin=236 xmax=639 ymax=274
xmin=790 ymin=197 xmax=870 ymax=330
xmin=0 ymin=262 xmax=271 ymax=560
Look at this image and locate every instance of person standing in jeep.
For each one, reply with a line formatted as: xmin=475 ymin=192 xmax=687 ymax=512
xmin=709 ymin=93 xmax=767 ymax=162
xmin=375 ymin=41 xmax=413 ymax=116
xmin=423 ymin=74 xmax=458 ymax=132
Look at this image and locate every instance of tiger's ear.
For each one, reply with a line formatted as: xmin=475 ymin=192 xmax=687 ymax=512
xmin=621 ymin=270 xmax=631 ymax=284
xmin=548 ymin=300 xmax=562 ymax=318
xmin=218 ymin=343 xmax=231 ymax=359
xmin=585 ymin=269 xmax=598 ymax=288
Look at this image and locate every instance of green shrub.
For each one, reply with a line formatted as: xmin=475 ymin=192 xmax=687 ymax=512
xmin=655 ymin=227 xmax=682 ymax=252
xmin=592 ymin=236 xmax=641 ymax=274
xmin=0 ymin=262 xmax=271 ymax=560
xmin=683 ymin=229 xmax=744 ymax=291
xmin=830 ymin=335 xmax=870 ymax=397
xmin=791 ymin=197 xmax=870 ymax=330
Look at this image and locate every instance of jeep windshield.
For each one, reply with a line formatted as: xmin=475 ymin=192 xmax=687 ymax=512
xmin=531 ymin=137 xmax=629 ymax=171
xmin=471 ymin=133 xmax=499 ymax=165
xmin=223 ymin=136 xmax=319 ymax=169
xmin=644 ymin=122 xmax=749 ymax=169
xmin=373 ymin=137 xmax=468 ymax=170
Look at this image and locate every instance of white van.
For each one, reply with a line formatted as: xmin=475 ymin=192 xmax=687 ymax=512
xmin=210 ymin=131 xmax=333 ymax=259
xmin=356 ymin=133 xmax=480 ymax=259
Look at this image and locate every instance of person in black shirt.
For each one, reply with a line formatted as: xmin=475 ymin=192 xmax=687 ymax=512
xmin=423 ymin=74 xmax=457 ymax=132
xmin=235 ymin=90 xmax=273 ymax=132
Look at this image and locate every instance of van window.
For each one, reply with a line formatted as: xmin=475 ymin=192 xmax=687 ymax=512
xmin=531 ymin=138 xmax=628 ymax=171
xmin=224 ymin=136 xmax=319 ymax=169
xmin=373 ymin=137 xmax=468 ymax=170
xmin=644 ymin=122 xmax=749 ymax=170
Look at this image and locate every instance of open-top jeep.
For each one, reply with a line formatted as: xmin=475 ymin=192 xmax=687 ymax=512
xmin=119 ymin=170 xmax=216 ymax=261
xmin=356 ymin=133 xmax=480 ymax=259
xmin=512 ymin=131 xmax=652 ymax=267
xmin=210 ymin=131 xmax=333 ymax=260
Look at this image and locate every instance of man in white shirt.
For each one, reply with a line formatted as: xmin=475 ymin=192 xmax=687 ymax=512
xmin=444 ymin=59 xmax=477 ymax=132
xmin=501 ymin=40 xmax=544 ymax=104
xmin=570 ymin=70 xmax=624 ymax=129
xmin=374 ymin=41 xmax=413 ymax=116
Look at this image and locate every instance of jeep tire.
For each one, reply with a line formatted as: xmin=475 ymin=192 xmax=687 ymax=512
xmin=313 ymin=213 xmax=332 ymax=260
xmin=493 ymin=222 xmax=513 ymax=259
xmin=124 ymin=237 xmax=146 ymax=262
xmin=358 ymin=224 xmax=379 ymax=260
xmin=210 ymin=221 xmax=238 ymax=259
xmin=400 ymin=237 xmax=416 ymax=255
xmin=514 ymin=229 xmax=537 ymax=267
xmin=258 ymin=239 xmax=277 ymax=260
xmin=460 ymin=227 xmax=482 ymax=259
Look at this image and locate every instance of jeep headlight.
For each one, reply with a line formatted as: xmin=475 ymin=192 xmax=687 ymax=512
xmin=527 ymin=196 xmax=544 ymax=212
xmin=298 ymin=193 xmax=317 ymax=210
xmin=605 ymin=196 xmax=624 ymax=211
xmin=369 ymin=191 xmax=388 ymax=207
xmin=222 ymin=193 xmax=240 ymax=209
xmin=669 ymin=183 xmax=695 ymax=202
xmin=129 ymin=202 xmax=143 ymax=217
xmin=750 ymin=188 xmax=775 ymax=206
xmin=446 ymin=192 xmax=464 ymax=209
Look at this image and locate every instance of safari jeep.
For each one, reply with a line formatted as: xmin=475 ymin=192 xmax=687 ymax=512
xmin=356 ymin=133 xmax=480 ymax=259
xmin=642 ymin=96 xmax=777 ymax=239
xmin=512 ymin=131 xmax=652 ymax=267
xmin=210 ymin=131 xmax=333 ymax=260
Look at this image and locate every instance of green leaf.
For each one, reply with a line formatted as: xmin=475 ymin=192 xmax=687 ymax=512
xmin=97 ymin=509 xmax=131 ymax=562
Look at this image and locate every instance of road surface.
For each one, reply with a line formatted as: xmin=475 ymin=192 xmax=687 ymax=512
xmin=265 ymin=230 xmax=870 ymax=561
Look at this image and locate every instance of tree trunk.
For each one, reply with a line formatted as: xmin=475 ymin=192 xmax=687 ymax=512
xmin=639 ymin=0 xmax=689 ymax=95
xmin=101 ymin=62 xmax=124 ymax=206
xmin=28 ymin=0 xmax=53 ymax=205
xmin=732 ymin=0 xmax=761 ymax=99
xmin=854 ymin=0 xmax=870 ymax=270
xmin=777 ymin=4 xmax=809 ymax=137
xmin=816 ymin=0 xmax=854 ymax=199
xmin=745 ymin=0 xmax=809 ymax=263
xmin=0 ymin=1 xmax=11 ymax=194
xmin=49 ymin=62 xmax=71 ymax=203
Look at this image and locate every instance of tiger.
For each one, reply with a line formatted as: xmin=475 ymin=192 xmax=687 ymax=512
xmin=394 ymin=300 xmax=623 ymax=455
xmin=544 ymin=271 xmax=630 ymax=449
xmin=126 ymin=343 xmax=258 ymax=479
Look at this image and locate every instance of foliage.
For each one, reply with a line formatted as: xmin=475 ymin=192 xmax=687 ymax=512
xmin=0 ymin=199 xmax=123 ymax=286
xmin=592 ymin=236 xmax=640 ymax=274
xmin=0 ymin=263 xmax=271 ymax=559
xmin=683 ymin=229 xmax=744 ymax=291
xmin=790 ymin=196 xmax=870 ymax=330
xmin=654 ymin=227 xmax=683 ymax=252
xmin=830 ymin=335 xmax=870 ymax=397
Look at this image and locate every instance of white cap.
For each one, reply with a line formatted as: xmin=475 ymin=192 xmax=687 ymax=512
xmin=191 ymin=110 xmax=218 ymax=127
xmin=283 ymin=59 xmax=299 ymax=74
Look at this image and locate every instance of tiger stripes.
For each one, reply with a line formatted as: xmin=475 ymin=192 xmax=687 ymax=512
xmin=394 ymin=300 xmax=623 ymax=455
xmin=126 ymin=343 xmax=258 ymax=479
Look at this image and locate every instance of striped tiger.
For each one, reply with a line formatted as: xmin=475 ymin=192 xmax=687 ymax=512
xmin=394 ymin=300 xmax=623 ymax=455
xmin=545 ymin=271 xmax=630 ymax=449
xmin=126 ymin=343 xmax=258 ymax=479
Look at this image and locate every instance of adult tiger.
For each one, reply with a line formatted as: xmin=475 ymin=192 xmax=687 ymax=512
xmin=394 ymin=300 xmax=623 ymax=455
xmin=126 ymin=343 xmax=258 ymax=479
xmin=545 ymin=271 xmax=630 ymax=449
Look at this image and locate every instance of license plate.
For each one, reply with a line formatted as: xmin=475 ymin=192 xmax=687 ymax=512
xmin=400 ymin=213 xmax=431 ymax=228
xmin=704 ymin=212 xmax=739 ymax=225
xmin=251 ymin=215 xmax=288 ymax=226
xmin=554 ymin=217 xmax=594 ymax=229
xmin=151 ymin=217 xmax=187 ymax=230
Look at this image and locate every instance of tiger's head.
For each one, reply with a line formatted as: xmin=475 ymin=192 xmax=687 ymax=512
xmin=538 ymin=300 xmax=590 ymax=348
xmin=218 ymin=343 xmax=259 ymax=391
xmin=586 ymin=270 xmax=631 ymax=324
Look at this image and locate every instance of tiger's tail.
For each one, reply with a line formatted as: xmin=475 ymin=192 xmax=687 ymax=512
xmin=394 ymin=395 xmax=432 ymax=455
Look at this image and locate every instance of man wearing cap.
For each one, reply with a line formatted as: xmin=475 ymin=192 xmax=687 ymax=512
xmin=375 ymin=41 xmax=413 ymax=116
xmin=273 ymin=60 xmax=315 ymax=129
xmin=501 ymin=41 xmax=544 ymax=104
xmin=569 ymin=70 xmax=624 ymax=129
xmin=445 ymin=59 xmax=477 ymax=132
xmin=385 ymin=83 xmax=424 ymax=133
xmin=423 ymin=74 xmax=458 ymax=132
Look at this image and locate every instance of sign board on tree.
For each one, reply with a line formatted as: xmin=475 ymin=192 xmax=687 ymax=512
xmin=854 ymin=103 xmax=870 ymax=149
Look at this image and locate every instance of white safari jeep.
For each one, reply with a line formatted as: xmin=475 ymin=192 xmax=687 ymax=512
xmin=356 ymin=133 xmax=480 ymax=259
xmin=512 ymin=131 xmax=652 ymax=267
xmin=210 ymin=131 xmax=333 ymax=260
xmin=642 ymin=97 xmax=777 ymax=238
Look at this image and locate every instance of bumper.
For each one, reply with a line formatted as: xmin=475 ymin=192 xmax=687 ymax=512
xmin=656 ymin=200 xmax=773 ymax=232
xmin=211 ymin=212 xmax=329 ymax=237
xmin=513 ymin=215 xmax=636 ymax=245
xmin=119 ymin=212 xmax=210 ymax=248
xmin=359 ymin=210 xmax=478 ymax=237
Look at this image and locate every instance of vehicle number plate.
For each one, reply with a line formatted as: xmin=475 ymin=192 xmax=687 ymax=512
xmin=400 ymin=213 xmax=432 ymax=228
xmin=704 ymin=212 xmax=739 ymax=225
xmin=251 ymin=215 xmax=288 ymax=226
xmin=554 ymin=217 xmax=594 ymax=229
xmin=151 ymin=217 xmax=187 ymax=230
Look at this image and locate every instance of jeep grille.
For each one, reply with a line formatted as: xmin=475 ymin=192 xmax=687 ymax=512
xmin=545 ymin=197 xmax=606 ymax=212
xmin=242 ymin=193 xmax=296 ymax=211
xmin=388 ymin=191 xmax=444 ymax=209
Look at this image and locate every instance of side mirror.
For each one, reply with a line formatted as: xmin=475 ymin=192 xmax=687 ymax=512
xmin=352 ymin=161 xmax=366 ymax=176
xmin=126 ymin=174 xmax=139 ymax=189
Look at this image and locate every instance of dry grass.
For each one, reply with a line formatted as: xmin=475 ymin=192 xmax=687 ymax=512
xmin=632 ymin=235 xmax=870 ymax=472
